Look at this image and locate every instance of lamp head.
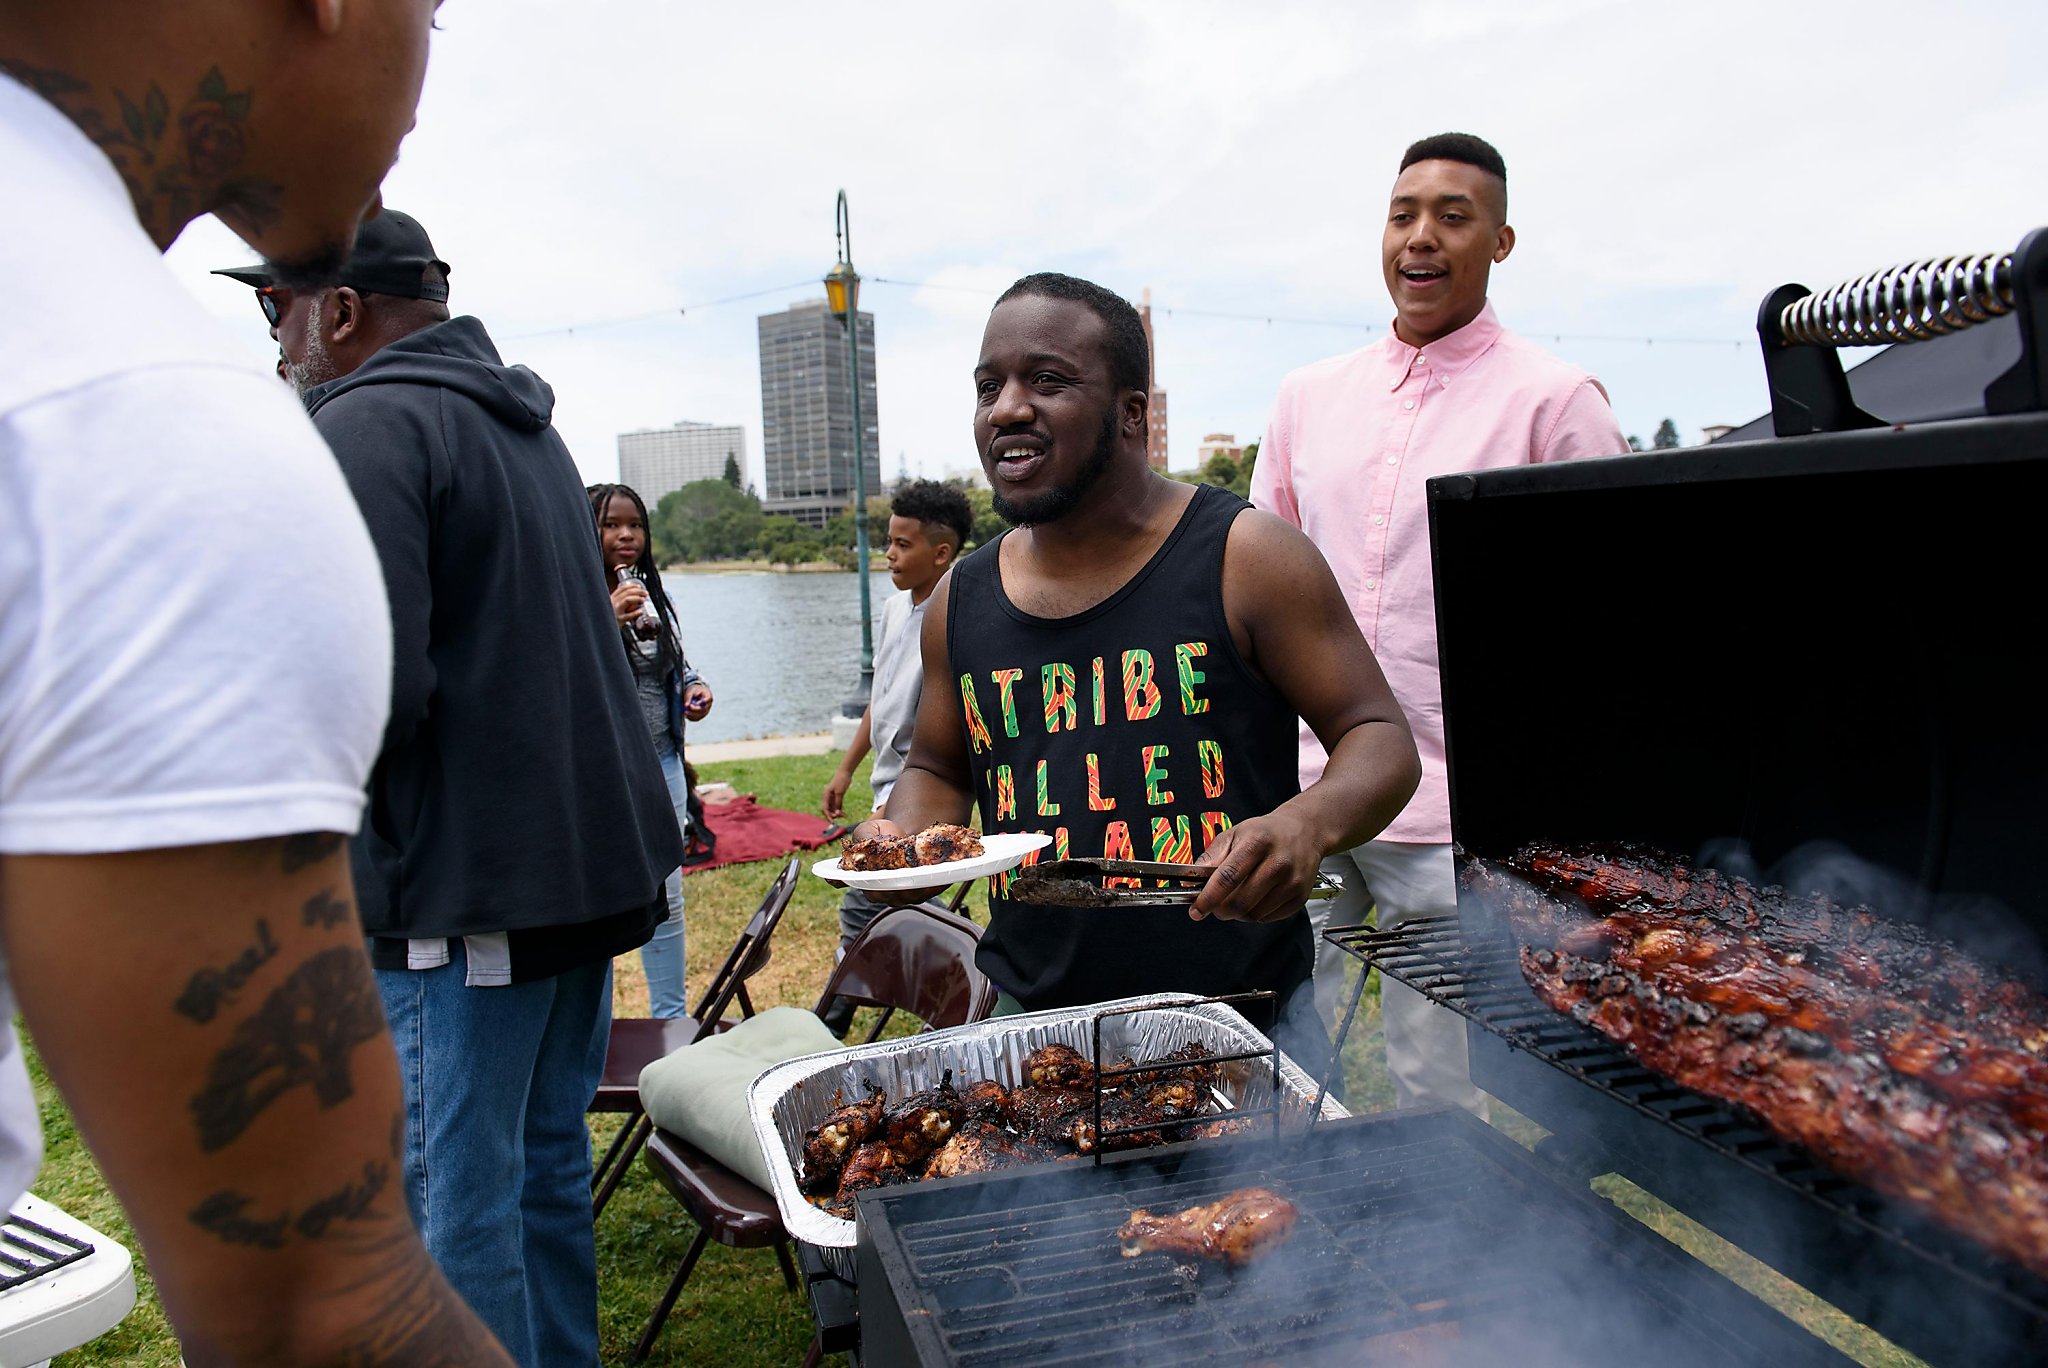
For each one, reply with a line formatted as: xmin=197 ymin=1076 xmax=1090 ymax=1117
xmin=825 ymin=261 xmax=860 ymax=319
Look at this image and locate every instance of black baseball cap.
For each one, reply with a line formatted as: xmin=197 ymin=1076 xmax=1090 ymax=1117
xmin=213 ymin=209 xmax=451 ymax=301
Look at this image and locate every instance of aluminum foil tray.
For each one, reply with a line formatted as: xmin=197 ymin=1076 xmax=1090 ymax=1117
xmin=747 ymin=993 xmax=1348 ymax=1253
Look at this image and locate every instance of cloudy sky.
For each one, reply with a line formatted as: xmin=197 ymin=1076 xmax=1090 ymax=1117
xmin=166 ymin=0 xmax=2047 ymax=489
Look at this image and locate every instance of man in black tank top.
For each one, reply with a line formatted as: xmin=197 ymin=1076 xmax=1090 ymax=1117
xmin=856 ymin=273 xmax=1420 ymax=1060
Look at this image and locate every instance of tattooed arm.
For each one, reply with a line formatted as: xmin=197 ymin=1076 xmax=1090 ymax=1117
xmin=0 ymin=836 xmax=512 ymax=1367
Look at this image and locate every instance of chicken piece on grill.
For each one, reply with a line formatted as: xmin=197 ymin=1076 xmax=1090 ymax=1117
xmin=825 ymin=1140 xmax=909 ymax=1218
xmin=1022 ymin=1042 xmax=1097 ymax=1090
xmin=922 ymin=1120 xmax=1062 ymax=1179
xmin=1125 ymin=1041 xmax=1220 ymax=1087
xmin=1185 ymin=1115 xmax=1258 ymax=1140
xmin=840 ymin=835 xmax=911 ymax=871
xmin=881 ymin=1069 xmax=964 ymax=1167
xmin=1118 ymin=1187 xmax=1300 ymax=1269
xmin=800 ymin=1081 xmax=886 ymax=1193
xmin=911 ymin=823 xmax=984 ymax=865
xmin=1029 ymin=1090 xmax=1198 ymax=1154
xmin=1141 ymin=1075 xmax=1209 ymax=1116
xmin=960 ymin=1078 xmax=1012 ymax=1125
xmin=1007 ymin=1084 xmax=1091 ymax=1145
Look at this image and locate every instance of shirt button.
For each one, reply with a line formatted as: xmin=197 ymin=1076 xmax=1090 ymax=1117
xmin=1387 ymin=455 xmax=1398 ymax=465
xmin=1373 ymin=515 xmax=1385 ymax=526
xmin=1403 ymin=399 xmax=1415 ymax=410
xmin=1365 ymin=579 xmax=1378 ymax=590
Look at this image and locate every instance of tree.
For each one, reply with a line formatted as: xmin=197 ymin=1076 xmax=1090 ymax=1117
xmin=652 ymin=479 xmax=765 ymax=563
xmin=957 ymin=481 xmax=1006 ymax=551
xmin=721 ymin=453 xmax=742 ymax=487
xmin=1627 ymin=434 xmax=1645 ymax=452
xmin=1200 ymin=451 xmax=1241 ymax=490
xmin=1652 ymin=418 xmax=1681 ymax=450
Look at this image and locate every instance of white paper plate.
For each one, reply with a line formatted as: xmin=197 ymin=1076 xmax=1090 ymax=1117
xmin=812 ymin=831 xmax=1053 ymax=890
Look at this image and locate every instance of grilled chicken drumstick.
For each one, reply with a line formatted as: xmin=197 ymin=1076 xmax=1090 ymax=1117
xmin=1118 ymin=1187 xmax=1300 ymax=1268
xmin=880 ymin=1069 xmax=965 ymax=1167
xmin=800 ymin=1081 xmax=886 ymax=1193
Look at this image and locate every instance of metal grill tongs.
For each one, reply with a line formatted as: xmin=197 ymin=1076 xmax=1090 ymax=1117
xmin=1008 ymin=858 xmax=1342 ymax=908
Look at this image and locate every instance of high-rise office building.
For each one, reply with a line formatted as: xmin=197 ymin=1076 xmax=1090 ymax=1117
xmin=616 ymin=420 xmax=746 ymax=510
xmin=1139 ymin=287 xmax=1169 ymax=471
xmin=1197 ymin=432 xmax=1245 ymax=466
xmin=757 ymin=299 xmax=880 ymax=528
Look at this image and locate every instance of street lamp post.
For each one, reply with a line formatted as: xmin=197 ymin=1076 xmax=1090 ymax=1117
xmin=825 ymin=189 xmax=874 ymax=717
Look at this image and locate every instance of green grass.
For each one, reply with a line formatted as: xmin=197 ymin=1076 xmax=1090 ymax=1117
xmin=29 ymin=749 xmax=1922 ymax=1365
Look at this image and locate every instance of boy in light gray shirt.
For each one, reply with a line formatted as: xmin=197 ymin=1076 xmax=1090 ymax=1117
xmin=820 ymin=480 xmax=973 ymax=1032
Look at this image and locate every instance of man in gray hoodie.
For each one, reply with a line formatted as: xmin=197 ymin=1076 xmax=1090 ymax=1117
xmin=220 ymin=213 xmax=681 ymax=1368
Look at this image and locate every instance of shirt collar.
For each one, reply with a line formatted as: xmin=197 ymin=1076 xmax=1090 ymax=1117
xmin=0 ymin=71 xmax=139 ymax=222
xmin=1379 ymin=300 xmax=1502 ymax=388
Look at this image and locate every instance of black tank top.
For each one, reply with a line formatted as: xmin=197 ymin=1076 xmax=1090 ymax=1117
xmin=948 ymin=483 xmax=1311 ymax=1021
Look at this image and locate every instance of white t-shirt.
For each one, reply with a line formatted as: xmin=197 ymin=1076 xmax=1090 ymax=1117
xmin=0 ymin=75 xmax=392 ymax=1208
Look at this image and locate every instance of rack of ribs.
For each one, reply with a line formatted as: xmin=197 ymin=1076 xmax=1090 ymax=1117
xmin=1467 ymin=843 xmax=2048 ymax=1277
xmin=1117 ymin=1186 xmax=1300 ymax=1268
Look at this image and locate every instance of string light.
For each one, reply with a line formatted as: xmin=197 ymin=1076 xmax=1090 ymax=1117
xmin=503 ymin=272 xmax=1750 ymax=350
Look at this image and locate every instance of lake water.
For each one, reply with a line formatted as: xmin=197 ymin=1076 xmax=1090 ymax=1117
xmin=658 ymin=568 xmax=897 ymax=744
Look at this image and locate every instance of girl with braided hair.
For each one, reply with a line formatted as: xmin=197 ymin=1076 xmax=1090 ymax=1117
xmin=588 ymin=482 xmax=713 ymax=1016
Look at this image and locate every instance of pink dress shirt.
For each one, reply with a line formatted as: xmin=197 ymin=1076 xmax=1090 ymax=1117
xmin=1253 ymin=302 xmax=1627 ymax=844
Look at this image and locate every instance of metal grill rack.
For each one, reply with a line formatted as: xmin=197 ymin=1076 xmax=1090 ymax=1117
xmin=855 ymin=1109 xmax=1854 ymax=1368
xmin=1087 ymin=992 xmax=1283 ymax=1159
xmin=1323 ymin=914 xmax=2048 ymax=1331
xmin=0 ymin=1212 xmax=94 ymax=1292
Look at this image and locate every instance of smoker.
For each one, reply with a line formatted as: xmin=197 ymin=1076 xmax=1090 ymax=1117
xmin=1327 ymin=229 xmax=2048 ymax=1366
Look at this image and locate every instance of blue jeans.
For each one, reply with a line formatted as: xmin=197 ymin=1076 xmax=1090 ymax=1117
xmin=639 ymin=746 xmax=690 ymax=1017
xmin=377 ymin=948 xmax=613 ymax=1368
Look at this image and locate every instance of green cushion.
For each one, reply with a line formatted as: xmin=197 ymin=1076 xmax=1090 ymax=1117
xmin=638 ymin=1006 xmax=841 ymax=1191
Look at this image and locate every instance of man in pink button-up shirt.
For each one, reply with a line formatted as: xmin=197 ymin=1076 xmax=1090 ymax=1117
xmin=1253 ymin=132 xmax=1627 ymax=1112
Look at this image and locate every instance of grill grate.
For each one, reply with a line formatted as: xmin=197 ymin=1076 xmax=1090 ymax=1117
xmin=0 ymin=1212 xmax=94 ymax=1291
xmin=857 ymin=1110 xmax=1853 ymax=1367
xmin=1326 ymin=914 xmax=2048 ymax=1327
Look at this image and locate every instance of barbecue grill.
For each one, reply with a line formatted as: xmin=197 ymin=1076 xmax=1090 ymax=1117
xmin=1318 ymin=228 xmax=2048 ymax=1366
xmin=791 ymin=231 xmax=2048 ymax=1365
xmin=852 ymin=1107 xmax=1855 ymax=1367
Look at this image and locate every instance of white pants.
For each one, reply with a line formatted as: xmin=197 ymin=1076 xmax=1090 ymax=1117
xmin=1310 ymin=840 xmax=1486 ymax=1115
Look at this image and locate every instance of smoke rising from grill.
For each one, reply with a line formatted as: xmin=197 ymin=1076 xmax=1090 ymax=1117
xmin=854 ymin=1106 xmax=1833 ymax=1367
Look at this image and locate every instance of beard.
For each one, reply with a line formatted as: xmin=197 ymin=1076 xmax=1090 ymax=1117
xmin=990 ymin=402 xmax=1120 ymax=528
xmin=283 ymin=294 xmax=341 ymax=396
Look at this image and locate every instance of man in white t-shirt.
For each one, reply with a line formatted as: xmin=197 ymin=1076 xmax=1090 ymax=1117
xmin=0 ymin=5 xmax=511 ymax=1365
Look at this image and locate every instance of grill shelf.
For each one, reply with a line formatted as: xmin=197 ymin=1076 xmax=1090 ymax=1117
xmin=1326 ymin=914 xmax=2048 ymax=1334
xmin=0 ymin=1213 xmax=94 ymax=1291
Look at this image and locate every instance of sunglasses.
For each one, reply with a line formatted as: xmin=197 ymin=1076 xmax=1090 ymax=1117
xmin=255 ymin=285 xmax=289 ymax=326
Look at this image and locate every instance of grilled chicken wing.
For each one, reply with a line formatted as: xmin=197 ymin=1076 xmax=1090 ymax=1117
xmin=825 ymin=1140 xmax=910 ymax=1217
xmin=840 ymin=835 xmax=911 ymax=871
xmin=961 ymin=1078 xmax=1012 ymax=1125
xmin=881 ymin=1070 xmax=964 ymax=1166
xmin=1118 ymin=1187 xmax=1299 ymax=1268
xmin=1022 ymin=1042 xmax=1097 ymax=1090
xmin=911 ymin=823 xmax=984 ymax=864
xmin=923 ymin=1120 xmax=1061 ymax=1178
xmin=800 ymin=1081 xmax=886 ymax=1192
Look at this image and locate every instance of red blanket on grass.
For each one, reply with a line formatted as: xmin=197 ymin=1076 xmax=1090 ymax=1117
xmin=683 ymin=795 xmax=838 ymax=874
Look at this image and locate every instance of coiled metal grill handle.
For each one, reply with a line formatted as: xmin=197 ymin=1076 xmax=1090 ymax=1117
xmin=1778 ymin=253 xmax=2015 ymax=347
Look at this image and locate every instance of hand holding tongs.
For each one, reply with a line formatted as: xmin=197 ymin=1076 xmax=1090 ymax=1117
xmin=1008 ymin=858 xmax=1343 ymax=908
